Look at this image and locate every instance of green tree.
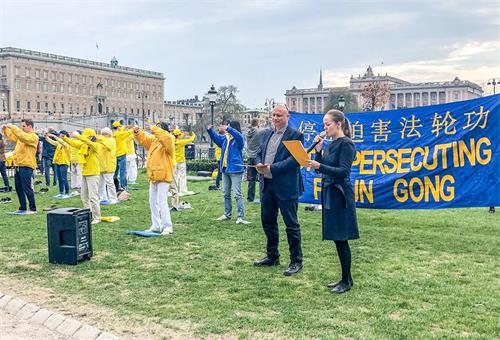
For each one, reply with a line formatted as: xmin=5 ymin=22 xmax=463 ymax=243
xmin=324 ymin=89 xmax=360 ymax=113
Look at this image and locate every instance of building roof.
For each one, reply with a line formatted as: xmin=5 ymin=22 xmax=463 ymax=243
xmin=0 ymin=47 xmax=164 ymax=80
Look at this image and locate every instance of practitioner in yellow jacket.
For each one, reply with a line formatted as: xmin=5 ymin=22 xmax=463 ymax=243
xmin=172 ymin=129 xmax=196 ymax=196
xmin=45 ymin=130 xmax=71 ymax=198
xmin=69 ymin=131 xmax=82 ymax=190
xmin=96 ymin=127 xmax=118 ymax=204
xmin=2 ymin=120 xmax=39 ymax=214
xmin=133 ymin=122 xmax=175 ymax=235
xmin=64 ymin=128 xmax=101 ymax=224
xmin=112 ymin=121 xmax=134 ymax=190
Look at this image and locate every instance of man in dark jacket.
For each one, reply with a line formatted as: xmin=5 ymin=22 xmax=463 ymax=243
xmin=254 ymin=104 xmax=304 ymax=276
xmin=245 ymin=118 xmax=266 ymax=203
xmin=42 ymin=128 xmax=57 ymax=186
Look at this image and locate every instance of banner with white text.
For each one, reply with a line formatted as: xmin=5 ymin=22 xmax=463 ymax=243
xmin=289 ymin=94 xmax=500 ymax=209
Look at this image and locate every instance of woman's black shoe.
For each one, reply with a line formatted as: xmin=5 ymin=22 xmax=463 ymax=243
xmin=331 ymin=282 xmax=352 ymax=294
xmin=327 ymin=280 xmax=341 ymax=289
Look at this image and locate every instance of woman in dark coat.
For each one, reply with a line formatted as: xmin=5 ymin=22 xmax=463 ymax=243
xmin=308 ymin=109 xmax=359 ymax=294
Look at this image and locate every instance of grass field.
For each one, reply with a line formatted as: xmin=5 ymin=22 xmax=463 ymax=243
xmin=0 ymin=171 xmax=499 ymax=339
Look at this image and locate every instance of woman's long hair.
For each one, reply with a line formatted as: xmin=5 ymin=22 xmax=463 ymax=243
xmin=325 ymin=109 xmax=351 ymax=138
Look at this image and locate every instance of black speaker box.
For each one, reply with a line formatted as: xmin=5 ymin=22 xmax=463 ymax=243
xmin=47 ymin=208 xmax=93 ymax=265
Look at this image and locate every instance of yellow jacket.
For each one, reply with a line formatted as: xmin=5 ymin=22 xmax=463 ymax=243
xmin=113 ymin=128 xmax=134 ymax=157
xmin=46 ymin=136 xmax=70 ymax=166
xmin=125 ymin=134 xmax=135 ymax=156
xmin=64 ymin=136 xmax=100 ymax=176
xmin=3 ymin=126 xmax=39 ymax=169
xmin=215 ymin=146 xmax=221 ymax=161
xmin=96 ymin=135 xmax=117 ymax=173
xmin=174 ymin=132 xmax=196 ymax=163
xmin=70 ymin=144 xmax=81 ymax=163
xmin=135 ymin=126 xmax=175 ymax=183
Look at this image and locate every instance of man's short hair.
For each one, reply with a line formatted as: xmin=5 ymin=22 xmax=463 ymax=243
xmin=22 ymin=119 xmax=34 ymax=128
xmin=251 ymin=118 xmax=260 ymax=127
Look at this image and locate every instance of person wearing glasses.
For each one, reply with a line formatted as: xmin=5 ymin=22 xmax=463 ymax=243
xmin=307 ymin=109 xmax=359 ymax=294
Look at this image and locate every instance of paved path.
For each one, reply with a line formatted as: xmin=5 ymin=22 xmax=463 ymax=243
xmin=0 ymin=291 xmax=120 ymax=340
xmin=0 ymin=308 xmax=66 ymax=340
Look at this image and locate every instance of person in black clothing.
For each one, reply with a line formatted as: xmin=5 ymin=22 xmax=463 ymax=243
xmin=41 ymin=128 xmax=58 ymax=186
xmin=245 ymin=118 xmax=266 ymax=202
xmin=0 ymin=134 xmax=10 ymax=190
xmin=308 ymin=109 xmax=359 ymax=294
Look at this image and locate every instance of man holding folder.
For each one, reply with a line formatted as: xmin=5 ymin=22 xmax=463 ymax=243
xmin=254 ymin=104 xmax=305 ymax=276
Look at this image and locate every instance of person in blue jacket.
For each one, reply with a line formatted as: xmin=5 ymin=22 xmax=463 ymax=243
xmin=207 ymin=120 xmax=251 ymax=225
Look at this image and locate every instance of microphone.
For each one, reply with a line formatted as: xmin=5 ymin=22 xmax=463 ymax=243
xmin=306 ymin=131 xmax=326 ymax=153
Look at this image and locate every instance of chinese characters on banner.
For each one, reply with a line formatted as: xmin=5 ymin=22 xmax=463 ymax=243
xmin=289 ymin=94 xmax=500 ymax=209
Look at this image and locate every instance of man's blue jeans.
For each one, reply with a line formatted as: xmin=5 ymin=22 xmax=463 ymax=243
xmin=56 ymin=164 xmax=69 ymax=195
xmin=114 ymin=155 xmax=127 ymax=190
xmin=222 ymin=172 xmax=244 ymax=218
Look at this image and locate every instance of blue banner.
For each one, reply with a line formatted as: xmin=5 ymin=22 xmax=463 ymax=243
xmin=290 ymin=94 xmax=500 ymax=209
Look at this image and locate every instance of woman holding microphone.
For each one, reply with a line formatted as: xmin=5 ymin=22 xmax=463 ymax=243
xmin=307 ymin=109 xmax=359 ymax=294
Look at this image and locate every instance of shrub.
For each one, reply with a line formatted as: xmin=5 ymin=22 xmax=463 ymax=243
xmin=187 ymin=159 xmax=218 ymax=172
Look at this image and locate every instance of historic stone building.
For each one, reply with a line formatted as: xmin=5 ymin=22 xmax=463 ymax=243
xmin=285 ymin=70 xmax=344 ymax=113
xmin=0 ymin=47 xmax=164 ymax=121
xmin=350 ymin=66 xmax=483 ymax=110
xmin=164 ymin=96 xmax=204 ymax=128
xmin=285 ymin=67 xmax=484 ymax=113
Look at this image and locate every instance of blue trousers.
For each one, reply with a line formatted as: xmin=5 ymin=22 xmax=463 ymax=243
xmin=14 ymin=167 xmax=36 ymax=211
xmin=43 ymin=157 xmax=57 ymax=186
xmin=0 ymin=161 xmax=9 ymax=188
xmin=113 ymin=155 xmax=127 ymax=190
xmin=56 ymin=164 xmax=69 ymax=195
xmin=222 ymin=172 xmax=244 ymax=218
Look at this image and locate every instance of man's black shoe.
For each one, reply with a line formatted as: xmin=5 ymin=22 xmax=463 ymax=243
xmin=283 ymin=262 xmax=302 ymax=276
xmin=254 ymin=257 xmax=280 ymax=267
xmin=331 ymin=282 xmax=352 ymax=294
xmin=327 ymin=280 xmax=342 ymax=289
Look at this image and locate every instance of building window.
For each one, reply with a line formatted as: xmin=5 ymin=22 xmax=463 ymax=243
xmin=106 ymin=107 xmax=109 ymax=113
xmin=15 ymin=67 xmax=20 ymax=76
xmin=36 ymin=82 xmax=40 ymax=91
xmin=35 ymin=69 xmax=40 ymax=78
xmin=43 ymin=70 xmax=48 ymax=79
xmin=25 ymin=68 xmax=30 ymax=77
xmin=51 ymin=71 xmax=56 ymax=81
xmin=61 ymin=103 xmax=64 ymax=113
xmin=15 ymin=79 xmax=20 ymax=90
xmin=83 ymin=75 xmax=86 ymax=84
xmin=68 ymin=86 xmax=72 ymax=94
xmin=25 ymin=80 xmax=30 ymax=90
xmin=52 ymin=102 xmax=56 ymax=112
xmin=43 ymin=82 xmax=48 ymax=92
xmin=60 ymin=73 xmax=64 ymax=81
xmin=16 ymin=100 xmax=20 ymax=111
xmin=52 ymin=84 xmax=56 ymax=92
xmin=44 ymin=102 xmax=48 ymax=112
xmin=60 ymin=84 xmax=64 ymax=93
xmin=1 ymin=66 xmax=6 ymax=76
xmin=27 ymin=101 xmax=31 ymax=112
xmin=36 ymin=101 xmax=40 ymax=112
xmin=68 ymin=73 xmax=72 ymax=82
xmin=76 ymin=86 xmax=79 ymax=95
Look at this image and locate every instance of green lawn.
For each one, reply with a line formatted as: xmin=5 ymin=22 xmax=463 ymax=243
xmin=0 ymin=171 xmax=499 ymax=339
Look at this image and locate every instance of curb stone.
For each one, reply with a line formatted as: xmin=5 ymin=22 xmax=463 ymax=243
xmin=0 ymin=290 xmax=121 ymax=339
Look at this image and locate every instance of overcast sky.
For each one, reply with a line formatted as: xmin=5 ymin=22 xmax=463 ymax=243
xmin=1 ymin=0 xmax=499 ymax=108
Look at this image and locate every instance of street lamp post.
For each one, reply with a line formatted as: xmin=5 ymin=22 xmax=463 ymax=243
xmin=207 ymin=85 xmax=218 ymax=159
xmin=265 ymin=98 xmax=275 ymax=120
xmin=487 ymin=78 xmax=499 ymax=95
xmin=138 ymin=91 xmax=148 ymax=162
xmin=337 ymin=95 xmax=346 ymax=112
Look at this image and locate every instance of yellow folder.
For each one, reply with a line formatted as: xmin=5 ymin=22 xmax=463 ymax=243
xmin=282 ymin=140 xmax=310 ymax=166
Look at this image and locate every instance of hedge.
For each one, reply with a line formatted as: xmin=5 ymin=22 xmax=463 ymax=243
xmin=187 ymin=159 xmax=218 ymax=172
